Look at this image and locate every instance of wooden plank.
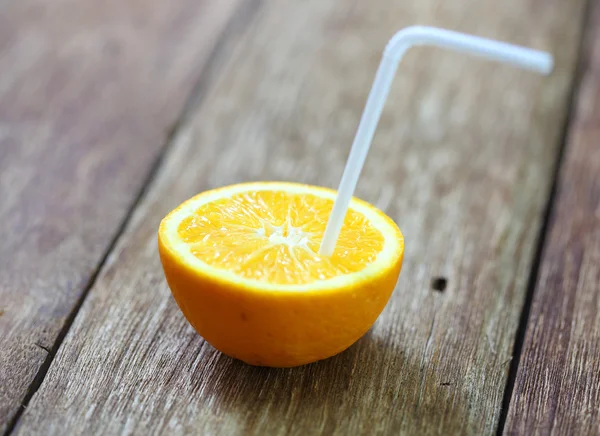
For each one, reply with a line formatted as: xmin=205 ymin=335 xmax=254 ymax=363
xmin=14 ymin=0 xmax=584 ymax=434
xmin=0 ymin=0 xmax=243 ymax=430
xmin=504 ymin=2 xmax=600 ymax=434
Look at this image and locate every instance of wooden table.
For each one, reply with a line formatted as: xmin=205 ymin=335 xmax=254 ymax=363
xmin=1 ymin=0 xmax=598 ymax=434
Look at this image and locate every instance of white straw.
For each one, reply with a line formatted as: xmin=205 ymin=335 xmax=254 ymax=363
xmin=319 ymin=26 xmax=553 ymax=256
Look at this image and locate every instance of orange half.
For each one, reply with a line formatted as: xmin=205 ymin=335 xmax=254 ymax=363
xmin=158 ymin=182 xmax=404 ymax=367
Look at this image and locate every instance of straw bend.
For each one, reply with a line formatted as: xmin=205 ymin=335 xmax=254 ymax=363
xmin=384 ymin=26 xmax=553 ymax=74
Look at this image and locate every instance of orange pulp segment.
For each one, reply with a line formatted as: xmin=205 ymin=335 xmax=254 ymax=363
xmin=177 ymin=188 xmax=385 ymax=285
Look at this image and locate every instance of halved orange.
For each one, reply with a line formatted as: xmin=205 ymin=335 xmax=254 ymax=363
xmin=158 ymin=182 xmax=404 ymax=367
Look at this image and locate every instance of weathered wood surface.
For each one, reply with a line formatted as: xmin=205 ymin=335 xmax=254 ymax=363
xmin=504 ymin=2 xmax=600 ymax=434
xmin=0 ymin=0 xmax=242 ymax=430
xmin=13 ymin=0 xmax=585 ymax=434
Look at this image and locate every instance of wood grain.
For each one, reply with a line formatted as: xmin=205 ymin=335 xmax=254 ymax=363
xmin=0 ymin=0 xmax=242 ymax=430
xmin=14 ymin=0 xmax=584 ymax=434
xmin=504 ymin=2 xmax=600 ymax=434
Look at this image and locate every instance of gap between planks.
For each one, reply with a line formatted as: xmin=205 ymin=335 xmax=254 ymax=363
xmin=495 ymin=0 xmax=594 ymax=433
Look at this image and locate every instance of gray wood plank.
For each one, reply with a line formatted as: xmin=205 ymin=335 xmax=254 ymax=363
xmin=0 ymin=0 xmax=243 ymax=430
xmin=504 ymin=1 xmax=600 ymax=434
xmin=14 ymin=0 xmax=584 ymax=434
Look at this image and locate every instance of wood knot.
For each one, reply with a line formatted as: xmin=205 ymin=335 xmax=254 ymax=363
xmin=431 ymin=277 xmax=448 ymax=293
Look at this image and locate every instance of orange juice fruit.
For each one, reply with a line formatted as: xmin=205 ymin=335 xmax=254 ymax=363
xmin=158 ymin=182 xmax=404 ymax=367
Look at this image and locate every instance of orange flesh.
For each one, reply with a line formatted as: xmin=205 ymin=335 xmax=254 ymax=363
xmin=176 ymin=191 xmax=385 ymax=285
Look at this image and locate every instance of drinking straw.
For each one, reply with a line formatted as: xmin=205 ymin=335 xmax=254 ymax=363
xmin=319 ymin=26 xmax=553 ymax=256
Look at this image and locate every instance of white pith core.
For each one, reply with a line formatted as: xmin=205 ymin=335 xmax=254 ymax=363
xmin=257 ymin=219 xmax=312 ymax=251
